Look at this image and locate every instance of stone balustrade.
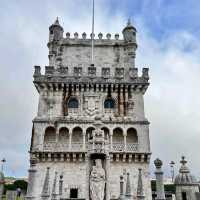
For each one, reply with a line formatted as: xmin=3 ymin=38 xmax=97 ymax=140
xmin=112 ymin=143 xmax=138 ymax=152
xmin=43 ymin=142 xmax=138 ymax=152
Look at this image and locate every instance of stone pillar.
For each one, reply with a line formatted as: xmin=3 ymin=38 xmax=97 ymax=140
xmin=125 ymin=172 xmax=132 ymax=199
xmin=154 ymin=158 xmax=166 ymax=200
xmin=85 ymin=155 xmax=90 ymax=200
xmin=41 ymin=167 xmax=50 ymax=200
xmin=26 ymin=156 xmax=37 ymax=200
xmin=119 ymin=175 xmax=124 ymax=199
xmin=0 ymin=171 xmax=4 ymax=200
xmin=137 ymin=168 xmax=145 ymax=200
xmin=69 ymin=130 xmax=72 ymax=151
xmin=124 ymin=133 xmax=127 ymax=151
xmin=106 ymin=155 xmax=110 ymax=200
xmin=110 ymin=134 xmax=113 ymax=151
xmin=55 ymin=128 xmax=59 ymax=143
xmin=51 ymin=171 xmax=58 ymax=200
xmin=59 ymin=175 xmax=63 ymax=197
xmin=83 ymin=132 xmax=86 ymax=150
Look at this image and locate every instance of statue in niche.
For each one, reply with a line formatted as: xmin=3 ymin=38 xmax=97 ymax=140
xmin=90 ymin=159 xmax=105 ymax=200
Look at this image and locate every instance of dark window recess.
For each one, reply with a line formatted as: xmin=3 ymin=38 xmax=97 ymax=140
xmin=104 ymin=99 xmax=115 ymax=109
xmin=68 ymin=98 xmax=79 ymax=108
xmin=70 ymin=188 xmax=78 ymax=198
xmin=182 ymin=192 xmax=187 ymax=200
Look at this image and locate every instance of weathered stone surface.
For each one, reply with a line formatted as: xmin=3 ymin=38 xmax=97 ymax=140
xmin=27 ymin=18 xmax=152 ymax=200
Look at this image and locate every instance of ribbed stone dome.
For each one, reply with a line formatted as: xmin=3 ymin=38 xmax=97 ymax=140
xmin=175 ymin=156 xmax=197 ymax=185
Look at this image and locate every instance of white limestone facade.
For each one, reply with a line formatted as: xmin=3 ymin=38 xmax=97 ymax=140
xmin=26 ymin=18 xmax=152 ymax=200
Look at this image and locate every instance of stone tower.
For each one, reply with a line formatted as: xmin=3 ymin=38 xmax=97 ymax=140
xmin=175 ymin=157 xmax=199 ymax=200
xmin=26 ymin=18 xmax=152 ymax=200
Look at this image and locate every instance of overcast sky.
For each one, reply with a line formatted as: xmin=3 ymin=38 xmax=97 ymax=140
xmin=0 ymin=0 xmax=200 ymax=179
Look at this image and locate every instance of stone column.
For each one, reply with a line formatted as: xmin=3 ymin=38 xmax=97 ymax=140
xmin=83 ymin=132 xmax=86 ymax=151
xmin=56 ymin=128 xmax=59 ymax=143
xmin=137 ymin=168 xmax=145 ymax=200
xmin=51 ymin=172 xmax=58 ymax=200
xmin=41 ymin=167 xmax=50 ymax=200
xmin=154 ymin=158 xmax=166 ymax=200
xmin=26 ymin=156 xmax=37 ymax=200
xmin=59 ymin=175 xmax=63 ymax=197
xmin=106 ymin=155 xmax=110 ymax=200
xmin=110 ymin=134 xmax=113 ymax=151
xmin=119 ymin=175 xmax=124 ymax=199
xmin=69 ymin=130 xmax=72 ymax=151
xmin=0 ymin=171 xmax=4 ymax=200
xmin=125 ymin=172 xmax=132 ymax=199
xmin=85 ymin=155 xmax=90 ymax=200
xmin=124 ymin=133 xmax=127 ymax=151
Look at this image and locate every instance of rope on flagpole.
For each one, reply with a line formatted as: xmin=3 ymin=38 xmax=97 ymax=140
xmin=91 ymin=0 xmax=95 ymax=64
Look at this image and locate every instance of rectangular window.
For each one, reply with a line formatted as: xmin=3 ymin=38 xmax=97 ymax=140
xmin=70 ymin=188 xmax=78 ymax=198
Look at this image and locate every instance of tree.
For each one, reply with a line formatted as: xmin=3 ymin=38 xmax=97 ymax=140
xmin=13 ymin=180 xmax=28 ymax=191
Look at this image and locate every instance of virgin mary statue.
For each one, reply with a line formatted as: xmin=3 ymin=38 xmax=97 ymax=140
xmin=90 ymin=159 xmax=105 ymax=200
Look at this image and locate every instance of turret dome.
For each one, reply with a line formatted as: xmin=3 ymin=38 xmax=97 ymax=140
xmin=174 ymin=156 xmax=198 ymax=185
xmin=122 ymin=19 xmax=137 ymax=43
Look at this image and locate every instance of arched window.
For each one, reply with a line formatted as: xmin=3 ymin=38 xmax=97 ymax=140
xmin=44 ymin=127 xmax=56 ymax=143
xmin=127 ymin=128 xmax=138 ymax=143
xmin=68 ymin=97 xmax=79 ymax=108
xmin=104 ymin=98 xmax=115 ymax=109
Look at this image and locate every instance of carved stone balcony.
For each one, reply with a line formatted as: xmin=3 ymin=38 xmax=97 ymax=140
xmin=43 ymin=142 xmax=138 ymax=153
xmin=43 ymin=142 xmax=85 ymax=152
xmin=112 ymin=143 xmax=138 ymax=152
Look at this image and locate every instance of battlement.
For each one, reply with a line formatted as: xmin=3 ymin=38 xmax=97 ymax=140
xmin=33 ymin=65 xmax=149 ymax=84
xmin=49 ymin=32 xmax=136 ymax=46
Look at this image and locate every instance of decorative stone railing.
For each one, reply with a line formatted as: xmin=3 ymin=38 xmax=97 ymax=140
xmin=43 ymin=142 xmax=138 ymax=152
xmin=126 ymin=143 xmax=138 ymax=152
xmin=112 ymin=143 xmax=125 ymax=152
xmin=112 ymin=143 xmax=138 ymax=152
xmin=43 ymin=142 xmax=84 ymax=152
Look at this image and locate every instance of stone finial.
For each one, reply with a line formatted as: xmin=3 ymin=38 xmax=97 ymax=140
xmin=142 ymin=68 xmax=149 ymax=80
xmin=125 ymin=172 xmax=131 ymax=198
xmin=74 ymin=32 xmax=78 ymax=39
xmin=51 ymin=171 xmax=58 ymax=200
xmin=137 ymin=168 xmax=145 ymax=200
xmin=115 ymin=33 xmax=119 ymax=40
xmin=59 ymin=174 xmax=63 ymax=196
xmin=106 ymin=33 xmax=111 ymax=40
xmin=154 ymin=158 xmax=163 ymax=169
xmin=82 ymin=32 xmax=87 ymax=39
xmin=154 ymin=159 xmax=166 ymax=200
xmin=122 ymin=18 xmax=137 ymax=42
xmin=54 ymin=17 xmax=60 ymax=26
xmin=41 ymin=167 xmax=50 ymax=199
xmin=90 ymin=33 xmax=95 ymax=39
xmin=127 ymin=18 xmax=131 ymax=26
xmin=98 ymin=32 xmax=103 ymax=39
xmin=120 ymin=175 xmax=124 ymax=197
xmin=34 ymin=66 xmax=41 ymax=76
xmin=66 ymin=32 xmax=70 ymax=39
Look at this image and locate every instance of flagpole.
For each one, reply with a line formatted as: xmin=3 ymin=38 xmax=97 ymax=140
xmin=91 ymin=0 xmax=94 ymax=64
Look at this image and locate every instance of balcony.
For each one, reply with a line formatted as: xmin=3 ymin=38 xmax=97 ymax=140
xmin=112 ymin=143 xmax=138 ymax=152
xmin=43 ymin=142 xmax=84 ymax=152
xmin=43 ymin=142 xmax=138 ymax=152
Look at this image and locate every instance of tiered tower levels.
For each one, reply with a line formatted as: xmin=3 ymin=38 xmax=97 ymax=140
xmin=28 ymin=18 xmax=152 ymax=200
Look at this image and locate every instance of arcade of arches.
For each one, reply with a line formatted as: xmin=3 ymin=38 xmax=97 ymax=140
xmin=43 ymin=126 xmax=138 ymax=152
